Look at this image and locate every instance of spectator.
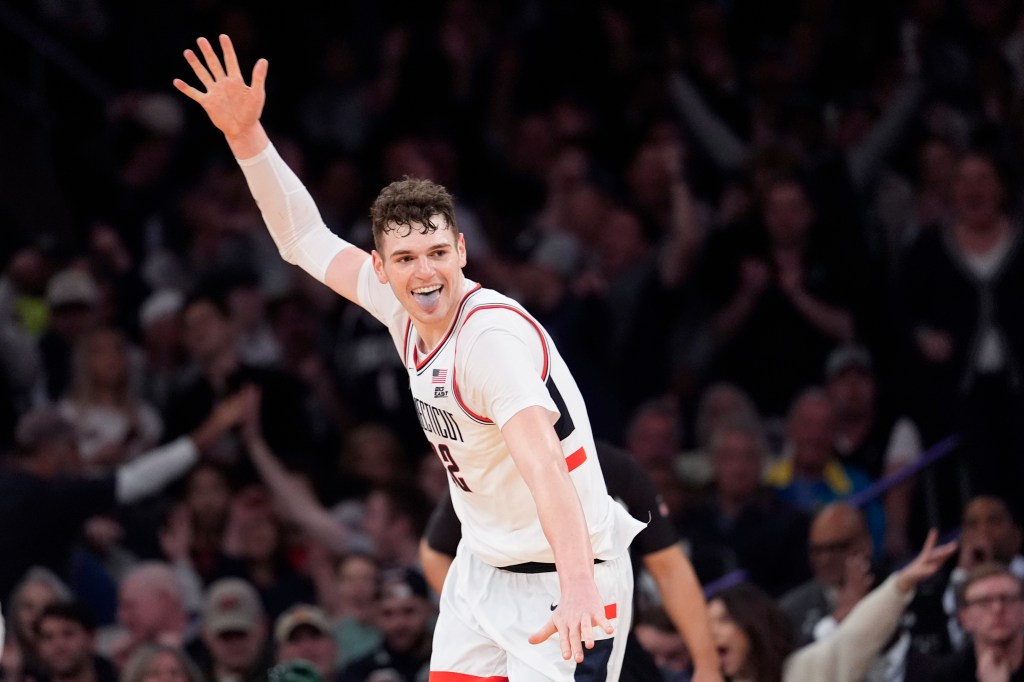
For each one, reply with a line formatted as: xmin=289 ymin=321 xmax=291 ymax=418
xmin=34 ymin=601 xmax=117 ymax=682
xmin=214 ymin=485 xmax=316 ymax=622
xmin=330 ymin=424 xmax=408 ymax=505
xmin=196 ymin=579 xmax=271 ymax=682
xmin=107 ymin=562 xmax=193 ymax=668
xmin=328 ymin=554 xmax=381 ymax=669
xmin=180 ymin=464 xmax=233 ymax=583
xmin=675 ymin=382 xmax=761 ymax=487
xmin=0 ymin=395 xmax=245 ymax=603
xmin=699 ymin=178 xmax=859 ymax=418
xmin=624 ymin=398 xmax=684 ymax=473
xmin=219 ymin=268 xmax=281 ymax=368
xmin=361 ymin=484 xmax=432 ymax=573
xmin=926 ymin=564 xmax=1024 ymax=681
xmin=764 ymin=388 xmax=885 ymax=549
xmin=137 ymin=289 xmax=187 ymax=412
xmin=38 ymin=268 xmax=104 ymax=402
xmin=778 ymin=503 xmax=875 ymax=645
xmin=710 ymin=531 xmax=954 ymax=681
xmin=273 ymin=605 xmax=337 ymax=681
xmin=163 ymin=289 xmax=318 ymax=478
xmin=338 ymin=570 xmax=433 ymax=682
xmin=58 ymin=326 xmax=162 ymax=474
xmin=823 ymin=344 xmax=924 ymax=559
xmin=4 ymin=568 xmax=73 ymax=682
xmin=120 ymin=644 xmax=203 ymax=682
xmin=677 ymin=417 xmax=810 ymax=596
xmin=942 ymin=496 xmax=1024 ymax=650
xmin=895 ymin=150 xmax=1024 ymax=525
xmin=633 ymin=606 xmax=692 ymax=682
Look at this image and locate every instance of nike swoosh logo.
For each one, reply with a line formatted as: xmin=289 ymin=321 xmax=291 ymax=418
xmin=550 ymin=602 xmax=557 ymax=611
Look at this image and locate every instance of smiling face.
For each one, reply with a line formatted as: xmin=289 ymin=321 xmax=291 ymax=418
xmin=372 ymin=220 xmax=467 ymax=345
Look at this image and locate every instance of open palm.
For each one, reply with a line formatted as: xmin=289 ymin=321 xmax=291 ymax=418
xmin=173 ymin=34 xmax=267 ymax=138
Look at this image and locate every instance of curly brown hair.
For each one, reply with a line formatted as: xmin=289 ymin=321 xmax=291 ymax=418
xmin=369 ymin=177 xmax=458 ymax=251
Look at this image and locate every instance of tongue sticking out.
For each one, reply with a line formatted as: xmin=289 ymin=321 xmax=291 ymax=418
xmin=414 ymin=288 xmax=441 ymax=309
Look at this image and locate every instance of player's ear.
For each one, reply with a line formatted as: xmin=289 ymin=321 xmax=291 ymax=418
xmin=371 ymin=250 xmax=389 ymax=284
xmin=457 ymin=233 xmax=467 ymax=268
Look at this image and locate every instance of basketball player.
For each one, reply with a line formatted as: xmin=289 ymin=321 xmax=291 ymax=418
xmin=175 ymin=35 xmax=646 ymax=681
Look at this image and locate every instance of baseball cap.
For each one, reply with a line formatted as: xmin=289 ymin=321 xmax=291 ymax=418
xmin=138 ymin=289 xmax=184 ymax=330
xmin=824 ymin=344 xmax=873 ymax=381
xmin=379 ymin=568 xmax=429 ymax=601
xmin=273 ymin=604 xmax=332 ymax=645
xmin=45 ymin=269 xmax=100 ymax=308
xmin=202 ymin=578 xmax=263 ymax=635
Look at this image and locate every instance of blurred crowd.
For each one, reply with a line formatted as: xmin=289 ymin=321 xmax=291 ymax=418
xmin=2 ymin=0 xmax=1024 ymax=680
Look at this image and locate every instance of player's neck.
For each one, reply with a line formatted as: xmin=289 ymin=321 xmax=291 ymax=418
xmin=413 ymin=314 xmax=457 ymax=353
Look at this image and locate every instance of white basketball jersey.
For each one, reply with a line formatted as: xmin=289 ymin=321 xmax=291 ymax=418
xmin=357 ymin=262 xmax=645 ymax=566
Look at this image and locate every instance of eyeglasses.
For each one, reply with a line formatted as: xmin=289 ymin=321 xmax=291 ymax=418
xmin=964 ymin=593 xmax=1024 ymax=610
xmin=809 ymin=537 xmax=858 ymax=556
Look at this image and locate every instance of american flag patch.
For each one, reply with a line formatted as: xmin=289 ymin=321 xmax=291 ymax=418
xmin=432 ymin=369 xmax=448 ymax=384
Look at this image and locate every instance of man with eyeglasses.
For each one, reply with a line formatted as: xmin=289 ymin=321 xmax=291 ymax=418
xmin=925 ymin=563 xmax=1024 ymax=681
xmin=779 ymin=502 xmax=877 ymax=645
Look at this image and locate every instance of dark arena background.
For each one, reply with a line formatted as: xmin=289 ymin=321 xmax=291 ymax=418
xmin=1 ymin=2 xmax=1023 ymax=681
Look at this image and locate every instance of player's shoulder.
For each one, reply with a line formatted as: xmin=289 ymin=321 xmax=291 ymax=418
xmin=459 ymin=288 xmax=542 ymax=338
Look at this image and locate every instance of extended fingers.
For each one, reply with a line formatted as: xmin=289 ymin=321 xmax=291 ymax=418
xmin=527 ymin=620 xmax=556 ymax=646
xmin=197 ymin=36 xmax=226 ymax=80
xmin=182 ymin=49 xmax=214 ymax=89
xmin=595 ymin=611 xmax=614 ymax=635
xmin=219 ymin=34 xmax=240 ymax=76
xmin=172 ymin=78 xmax=204 ymax=103
xmin=581 ymin=614 xmax=595 ymax=651
xmin=251 ymin=58 xmax=269 ymax=93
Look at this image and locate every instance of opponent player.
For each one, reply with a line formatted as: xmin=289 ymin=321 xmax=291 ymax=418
xmin=174 ymin=35 xmax=646 ymax=681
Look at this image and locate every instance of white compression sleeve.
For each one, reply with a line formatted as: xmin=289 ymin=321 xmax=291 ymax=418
xmin=236 ymin=142 xmax=351 ymax=283
xmin=115 ymin=437 xmax=198 ymax=504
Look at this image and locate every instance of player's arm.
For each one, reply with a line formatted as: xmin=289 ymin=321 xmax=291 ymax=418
xmin=643 ymin=546 xmax=721 ymax=681
xmin=420 ymin=539 xmax=454 ymax=595
xmin=420 ymin=491 xmax=461 ymax=595
xmin=173 ymin=34 xmax=369 ymax=303
xmin=503 ymin=407 xmax=613 ymax=663
xmin=596 ymin=442 xmax=721 ymax=680
xmin=458 ymin=318 xmax=611 ymax=662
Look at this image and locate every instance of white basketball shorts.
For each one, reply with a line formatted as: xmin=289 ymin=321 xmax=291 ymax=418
xmin=429 ymin=548 xmax=633 ymax=681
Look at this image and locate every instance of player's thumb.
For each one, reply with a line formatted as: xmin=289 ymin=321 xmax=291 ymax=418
xmin=528 ymin=620 xmax=557 ymax=645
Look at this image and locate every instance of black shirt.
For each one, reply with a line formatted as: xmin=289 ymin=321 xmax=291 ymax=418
xmin=0 ymin=470 xmax=116 ymax=601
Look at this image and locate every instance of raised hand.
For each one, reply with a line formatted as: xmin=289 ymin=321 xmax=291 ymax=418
xmin=896 ymin=528 xmax=958 ymax=593
xmin=173 ymin=35 xmax=267 ymax=140
xmin=527 ymin=581 xmax=614 ymax=663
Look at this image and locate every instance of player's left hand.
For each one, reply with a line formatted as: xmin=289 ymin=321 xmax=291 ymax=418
xmin=527 ymin=581 xmax=613 ymax=663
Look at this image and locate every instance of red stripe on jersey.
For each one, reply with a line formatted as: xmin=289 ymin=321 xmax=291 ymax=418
xmin=565 ymin=447 xmax=587 ymax=472
xmin=428 ymin=674 xmax=509 ymax=682
xmin=605 ymin=603 xmax=617 ymax=620
xmin=452 ymin=303 xmax=550 ymax=423
xmin=413 ymin=284 xmax=482 ymax=371
xmin=403 ymin=319 xmax=413 ymax=365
